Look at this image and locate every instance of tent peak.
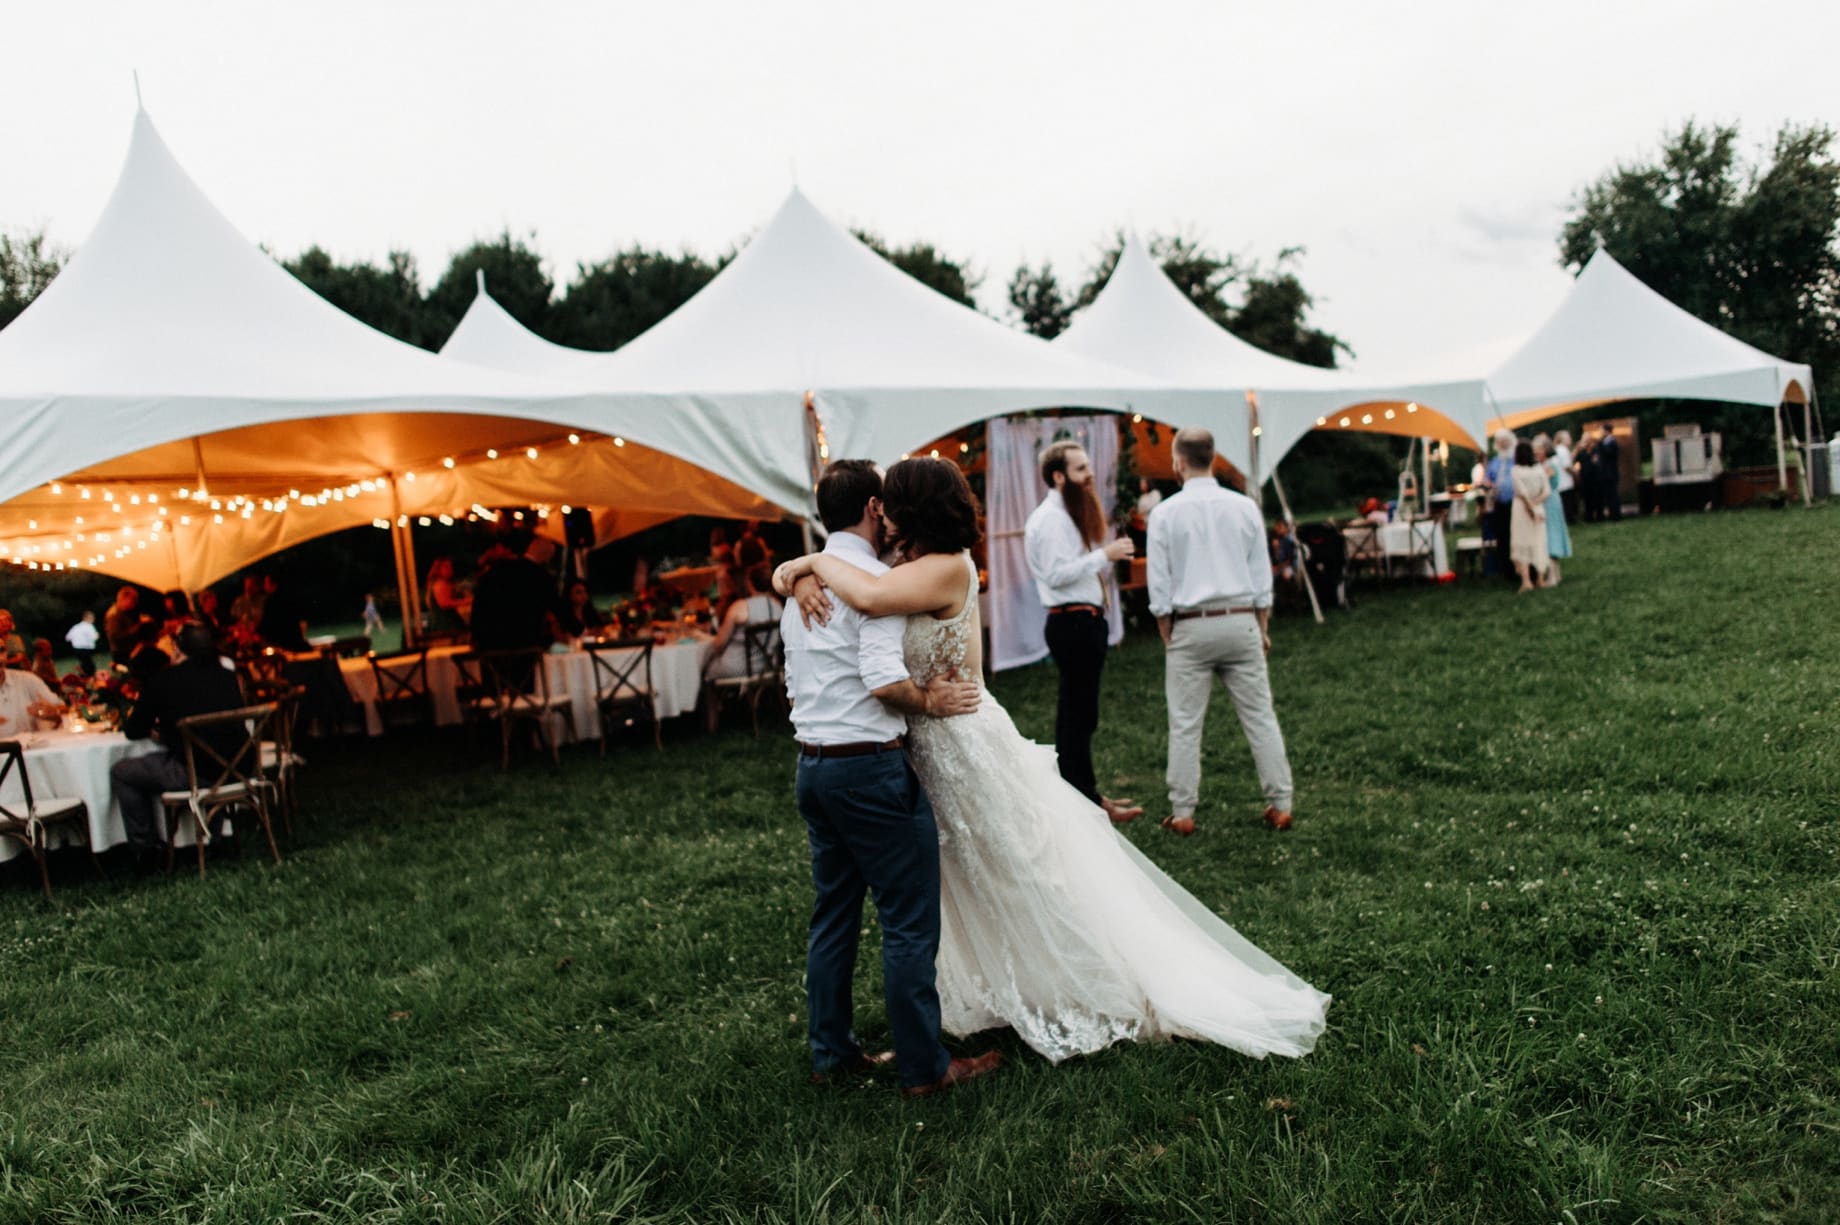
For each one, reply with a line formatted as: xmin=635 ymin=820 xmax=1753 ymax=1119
xmin=475 ymin=268 xmax=487 ymax=296
xmin=132 ymin=69 xmax=143 ymax=112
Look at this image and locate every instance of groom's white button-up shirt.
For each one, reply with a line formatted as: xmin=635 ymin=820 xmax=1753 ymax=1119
xmin=782 ymin=532 xmax=910 ymax=745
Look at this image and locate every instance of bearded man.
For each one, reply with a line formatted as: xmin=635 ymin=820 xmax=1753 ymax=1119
xmin=1023 ymin=440 xmax=1143 ymax=824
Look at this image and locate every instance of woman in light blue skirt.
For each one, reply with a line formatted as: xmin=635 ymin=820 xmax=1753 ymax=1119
xmin=1535 ymin=435 xmax=1572 ymax=585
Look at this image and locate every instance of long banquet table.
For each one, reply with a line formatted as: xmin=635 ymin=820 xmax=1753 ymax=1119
xmin=0 ymin=729 xmax=168 ymax=860
xmin=337 ymin=638 xmax=712 ymax=739
xmin=1342 ymin=519 xmax=1450 ymax=578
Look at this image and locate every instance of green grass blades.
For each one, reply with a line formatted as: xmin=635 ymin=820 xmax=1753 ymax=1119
xmin=2 ymin=504 xmax=1837 ymax=1223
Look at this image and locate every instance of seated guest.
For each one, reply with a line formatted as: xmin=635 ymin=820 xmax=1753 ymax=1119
xmin=161 ymin=591 xmax=194 ymax=637
xmin=194 ymin=588 xmax=227 ymax=644
xmin=0 ymin=663 xmax=61 ymax=734
xmin=470 ymin=535 xmax=557 ymax=650
xmin=126 ymin=619 xmax=172 ymax=684
xmin=256 ymin=574 xmax=309 ymax=652
xmin=424 ymin=557 xmax=471 ymax=633
xmin=110 ymin=622 xmax=246 ymax=861
xmin=1359 ymin=497 xmax=1390 ymax=525
xmin=0 ymin=609 xmax=27 ymax=669
xmin=29 ymin=638 xmax=60 ymax=689
xmin=555 ymin=580 xmax=607 ymax=639
xmin=708 ymin=525 xmax=734 ymax=568
xmin=705 ymin=563 xmax=784 ymax=681
xmin=229 ymin=574 xmax=266 ymax=633
xmin=734 ymin=520 xmax=772 ymax=569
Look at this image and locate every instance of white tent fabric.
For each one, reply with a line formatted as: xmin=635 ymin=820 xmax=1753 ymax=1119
xmin=574 ymin=190 xmax=1236 ymax=475
xmin=440 ymin=276 xmax=612 ymax=377
xmin=986 ymin=415 xmax=1124 ymax=672
xmin=0 ymin=110 xmax=790 ymax=586
xmin=1056 ymin=233 xmax=1493 ymax=468
xmin=1485 ymin=248 xmax=1815 ymax=429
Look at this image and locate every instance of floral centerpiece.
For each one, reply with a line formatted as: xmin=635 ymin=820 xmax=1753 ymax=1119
xmin=57 ymin=670 xmax=134 ymax=730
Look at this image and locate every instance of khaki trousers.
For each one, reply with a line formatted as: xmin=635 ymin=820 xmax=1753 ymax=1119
xmin=1164 ymin=613 xmax=1293 ymax=816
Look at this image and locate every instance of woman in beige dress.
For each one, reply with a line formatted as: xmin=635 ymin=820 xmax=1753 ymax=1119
xmin=1508 ymin=440 xmax=1551 ymax=593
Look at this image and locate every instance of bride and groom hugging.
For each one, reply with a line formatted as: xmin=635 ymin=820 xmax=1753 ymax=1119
xmin=773 ymin=446 xmax=1329 ymax=1100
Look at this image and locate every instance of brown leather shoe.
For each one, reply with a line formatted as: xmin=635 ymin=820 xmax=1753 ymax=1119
xmin=1161 ymin=814 xmax=1196 ymax=837
xmin=899 ymin=1050 xmax=1004 ymax=1099
xmin=809 ymin=1049 xmax=895 ymax=1086
xmin=1262 ymin=807 xmax=1294 ymax=831
xmin=1101 ymin=796 xmax=1144 ymax=824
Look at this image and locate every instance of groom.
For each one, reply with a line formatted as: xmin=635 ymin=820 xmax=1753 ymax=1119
xmin=782 ymin=459 xmax=1003 ymax=1098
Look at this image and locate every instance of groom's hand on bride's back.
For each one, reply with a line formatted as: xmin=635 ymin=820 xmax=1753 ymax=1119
xmin=922 ymin=668 xmax=980 ymax=718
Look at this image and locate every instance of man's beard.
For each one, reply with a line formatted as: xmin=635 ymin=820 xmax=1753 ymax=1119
xmin=1058 ymin=479 xmax=1107 ymax=549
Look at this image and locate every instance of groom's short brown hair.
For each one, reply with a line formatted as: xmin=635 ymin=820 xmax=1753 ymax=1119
xmin=816 ymin=459 xmax=882 ymax=532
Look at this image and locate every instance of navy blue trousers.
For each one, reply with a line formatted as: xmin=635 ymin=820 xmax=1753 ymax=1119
xmin=796 ymin=750 xmax=950 ymax=1089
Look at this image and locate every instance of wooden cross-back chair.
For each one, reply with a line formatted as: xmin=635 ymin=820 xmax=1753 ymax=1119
xmin=459 ymin=648 xmax=571 ymax=769
xmin=586 ymin=638 xmax=661 ymax=753
xmin=0 ymin=740 xmax=97 ymax=900
xmin=158 ymin=702 xmax=282 ymax=878
xmin=704 ymin=623 xmax=785 ymax=738
xmin=367 ymin=647 xmax=433 ymax=731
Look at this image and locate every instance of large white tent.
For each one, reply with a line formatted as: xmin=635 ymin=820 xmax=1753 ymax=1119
xmin=1485 ymin=247 xmax=1816 ymax=428
xmin=0 ymin=110 xmax=786 ymax=592
xmin=440 ymin=274 xmax=610 ymax=378
xmin=567 ymin=189 xmax=1230 ymax=477
xmin=1056 ymin=232 xmax=1494 ymax=479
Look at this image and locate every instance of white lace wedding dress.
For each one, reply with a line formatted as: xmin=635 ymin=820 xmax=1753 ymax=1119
xmin=904 ymin=553 xmax=1330 ymax=1062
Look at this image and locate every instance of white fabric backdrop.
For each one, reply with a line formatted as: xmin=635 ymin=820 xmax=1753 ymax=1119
xmin=986 ymin=415 xmax=1125 ymax=672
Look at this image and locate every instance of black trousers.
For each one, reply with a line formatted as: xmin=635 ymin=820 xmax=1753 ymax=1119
xmin=1559 ymin=488 xmax=1578 ymax=526
xmin=1042 ymin=608 xmax=1108 ymax=805
xmin=1490 ymin=504 xmax=1515 ymax=581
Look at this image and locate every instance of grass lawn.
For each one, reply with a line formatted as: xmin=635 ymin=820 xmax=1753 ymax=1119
xmin=3 ymin=505 xmax=1837 ymax=1223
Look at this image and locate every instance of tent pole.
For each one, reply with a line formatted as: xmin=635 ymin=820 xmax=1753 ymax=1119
xmin=388 ymin=475 xmax=419 ymax=649
xmin=1802 ymin=397 xmax=1815 ymax=506
xmin=1422 ymin=435 xmax=1433 ymax=513
xmin=1268 ymin=469 xmax=1323 ymax=625
xmin=1773 ymin=400 xmax=1788 ymax=496
xmin=1246 ymin=391 xmax=1261 ymax=494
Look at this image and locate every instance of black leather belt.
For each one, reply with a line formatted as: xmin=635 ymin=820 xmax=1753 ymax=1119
xmin=1172 ymin=607 xmax=1257 ymax=621
xmin=798 ymin=737 xmax=906 ymax=759
xmin=1046 ymin=604 xmax=1103 ymax=617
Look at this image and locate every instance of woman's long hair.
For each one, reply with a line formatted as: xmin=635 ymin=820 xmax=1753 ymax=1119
xmin=881 ymin=458 xmax=982 ymax=558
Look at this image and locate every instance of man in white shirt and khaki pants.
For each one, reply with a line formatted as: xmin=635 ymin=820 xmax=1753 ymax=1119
xmin=1146 ymin=427 xmax=1295 ymax=836
xmin=1023 ymin=440 xmax=1143 ymax=824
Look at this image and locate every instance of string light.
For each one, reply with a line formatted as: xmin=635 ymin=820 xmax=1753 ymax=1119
xmin=442 ymin=458 xmax=455 ymax=469
xmin=568 ymin=434 xmax=580 ymax=445
xmin=485 ymin=449 xmax=498 ymax=459
xmin=613 ymin=437 xmax=625 ymax=447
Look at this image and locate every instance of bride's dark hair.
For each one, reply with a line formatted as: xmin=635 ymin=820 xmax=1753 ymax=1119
xmin=881 ymin=457 xmax=982 ymax=557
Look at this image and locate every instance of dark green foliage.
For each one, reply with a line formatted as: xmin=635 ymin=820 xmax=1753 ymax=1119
xmin=1007 ymin=261 xmax=1073 ymax=339
xmin=549 ymin=248 xmax=718 ymax=351
xmin=0 ymin=228 xmax=65 ymax=329
xmin=282 ymin=247 xmax=428 ymax=345
xmin=422 ymin=230 xmax=556 ymax=346
xmin=3 ymin=506 xmax=1836 ymax=1221
xmin=1559 ymin=121 xmax=1840 ymax=464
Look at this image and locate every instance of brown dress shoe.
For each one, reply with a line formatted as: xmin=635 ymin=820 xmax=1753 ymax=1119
xmin=1101 ymin=796 xmax=1144 ymax=824
xmin=1262 ymin=807 xmax=1294 ymax=831
xmin=810 ymin=1049 xmax=895 ymax=1086
xmin=1161 ymin=814 xmax=1196 ymax=837
xmin=899 ymin=1050 xmax=1004 ymax=1099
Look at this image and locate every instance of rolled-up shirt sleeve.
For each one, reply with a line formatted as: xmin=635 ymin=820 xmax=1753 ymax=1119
xmin=857 ymin=612 xmax=911 ymax=694
xmin=1026 ymin=513 xmax=1107 ymax=590
xmin=1147 ymin=508 xmax=1174 ymax=618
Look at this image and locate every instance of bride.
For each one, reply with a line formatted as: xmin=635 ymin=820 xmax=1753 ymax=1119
xmin=775 ymin=457 xmax=1329 ymax=1064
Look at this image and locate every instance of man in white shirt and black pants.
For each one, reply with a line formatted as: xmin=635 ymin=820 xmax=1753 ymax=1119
xmin=1147 ymin=427 xmax=1295 ymax=836
xmin=781 ymin=460 xmax=1002 ymax=1099
xmin=1023 ymin=441 xmax=1143 ymax=825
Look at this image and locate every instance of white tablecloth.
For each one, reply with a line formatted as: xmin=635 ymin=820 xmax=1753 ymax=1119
xmin=0 ymin=730 xmax=165 ymax=860
xmin=339 ymin=639 xmax=711 ymax=739
xmin=1343 ymin=520 xmax=1449 ymax=577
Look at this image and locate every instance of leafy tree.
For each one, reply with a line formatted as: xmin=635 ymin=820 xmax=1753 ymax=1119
xmin=283 ymin=246 xmax=428 ymax=345
xmin=424 ymin=230 xmax=554 ymax=347
xmin=1559 ymin=120 xmax=1839 ymax=462
xmin=550 ymin=247 xmax=717 ymax=350
xmin=1074 ymin=231 xmax=1241 ymax=329
xmin=1007 ymin=262 xmax=1074 ymax=339
xmin=0 ymin=227 xmax=65 ymax=328
xmin=853 ymin=230 xmax=981 ymax=308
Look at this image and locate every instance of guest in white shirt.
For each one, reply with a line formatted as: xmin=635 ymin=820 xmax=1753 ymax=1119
xmin=778 ymin=460 xmax=995 ymax=1099
xmin=1147 ymin=427 xmax=1295 ymax=836
xmin=0 ymin=665 xmax=60 ymax=735
xmin=1552 ymin=430 xmax=1578 ymax=525
xmin=1022 ymin=441 xmax=1142 ymax=825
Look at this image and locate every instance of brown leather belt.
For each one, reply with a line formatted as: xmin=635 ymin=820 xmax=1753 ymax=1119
xmin=798 ymin=737 xmax=906 ymax=759
xmin=1046 ymin=603 xmax=1103 ymax=617
xmin=1173 ymin=607 xmax=1258 ymax=621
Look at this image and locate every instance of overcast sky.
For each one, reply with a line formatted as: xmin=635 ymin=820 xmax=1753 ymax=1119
xmin=6 ymin=1 xmax=1835 ymax=377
